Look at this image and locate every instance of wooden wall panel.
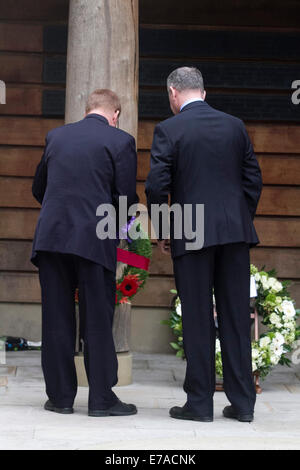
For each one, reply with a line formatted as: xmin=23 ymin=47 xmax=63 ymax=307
xmin=0 ymin=147 xmax=43 ymax=177
xmin=254 ymin=218 xmax=300 ymax=247
xmin=0 ymin=209 xmax=39 ymax=239
xmin=0 ymin=1 xmax=69 ymax=21
xmin=136 ymin=182 xmax=300 ymax=216
xmin=0 ymin=117 xmax=63 ymax=146
xmin=250 ymin=247 xmax=300 ymax=278
xmin=1 ymin=269 xmax=299 ymax=307
xmin=137 ymin=121 xmax=300 ymax=154
xmin=139 ymin=0 xmax=300 ymax=28
xmin=0 ymin=23 xmax=43 ymax=52
xmin=1 ymin=241 xmax=300 ymax=280
xmin=0 ymin=177 xmax=39 ymax=208
xmin=0 ymin=1 xmax=299 ymax=314
xmin=0 ymin=241 xmax=36 ymax=272
xmin=0 ymin=86 xmax=42 ymax=116
xmin=0 ymin=53 xmax=43 ymax=83
xmin=138 ymin=151 xmax=300 ymax=185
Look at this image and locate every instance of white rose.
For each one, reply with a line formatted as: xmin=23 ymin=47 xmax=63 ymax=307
xmin=254 ymin=273 xmax=260 ymax=282
xmin=259 ymin=336 xmax=271 ymax=348
xmin=252 ymin=348 xmax=259 ymax=359
xmin=268 ymin=277 xmax=276 ymax=289
xmin=270 ymin=354 xmax=280 ymax=365
xmin=273 ymin=281 xmax=283 ymax=292
xmin=281 ymin=300 xmax=296 ymax=318
xmin=270 ymin=312 xmax=281 ymax=325
xmin=270 ymin=342 xmax=283 ymax=357
xmin=284 ymin=320 xmax=295 ymax=330
xmin=273 ymin=332 xmax=285 ymax=346
xmin=252 ymin=361 xmax=257 ymax=372
xmin=176 ymin=304 xmax=182 ymax=317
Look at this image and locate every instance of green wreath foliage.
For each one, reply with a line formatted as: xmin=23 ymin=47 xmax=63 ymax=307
xmin=116 ymin=221 xmax=152 ymax=305
xmin=163 ymin=265 xmax=300 ymax=379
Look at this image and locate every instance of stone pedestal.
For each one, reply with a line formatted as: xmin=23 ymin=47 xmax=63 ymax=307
xmin=75 ymin=351 xmax=132 ymax=387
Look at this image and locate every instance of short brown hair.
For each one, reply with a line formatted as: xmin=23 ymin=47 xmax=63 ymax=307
xmin=85 ymin=89 xmax=121 ymax=115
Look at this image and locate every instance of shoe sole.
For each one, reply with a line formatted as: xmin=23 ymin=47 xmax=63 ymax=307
xmin=44 ymin=405 xmax=74 ymax=414
xmin=170 ymin=414 xmax=213 ymax=422
xmin=223 ymin=411 xmax=253 ymax=422
xmin=88 ymin=409 xmax=138 ymax=417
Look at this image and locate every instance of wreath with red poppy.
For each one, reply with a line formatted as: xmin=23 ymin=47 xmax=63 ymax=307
xmin=115 ymin=221 xmax=152 ymax=305
xmin=75 ymin=220 xmax=152 ymax=306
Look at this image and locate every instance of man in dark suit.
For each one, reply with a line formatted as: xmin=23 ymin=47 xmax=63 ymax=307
xmin=146 ymin=67 xmax=262 ymax=423
xmin=32 ymin=89 xmax=138 ymax=417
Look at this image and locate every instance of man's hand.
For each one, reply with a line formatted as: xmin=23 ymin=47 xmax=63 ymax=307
xmin=157 ymin=239 xmax=171 ymax=255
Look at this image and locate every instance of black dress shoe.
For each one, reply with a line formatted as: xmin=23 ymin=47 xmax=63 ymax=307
xmin=44 ymin=400 xmax=74 ymax=414
xmin=223 ymin=405 xmax=254 ymax=422
xmin=169 ymin=405 xmax=213 ymax=422
xmin=88 ymin=399 xmax=137 ymax=417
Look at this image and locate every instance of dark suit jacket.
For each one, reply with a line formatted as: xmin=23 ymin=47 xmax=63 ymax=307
xmin=31 ymin=113 xmax=138 ymax=272
xmin=145 ymin=101 xmax=262 ymax=258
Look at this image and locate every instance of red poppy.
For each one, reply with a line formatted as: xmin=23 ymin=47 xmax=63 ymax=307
xmin=119 ymin=275 xmax=140 ymax=297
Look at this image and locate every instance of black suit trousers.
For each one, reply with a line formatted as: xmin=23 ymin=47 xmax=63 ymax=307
xmin=173 ymin=242 xmax=256 ymax=416
xmin=38 ymin=251 xmax=118 ymax=409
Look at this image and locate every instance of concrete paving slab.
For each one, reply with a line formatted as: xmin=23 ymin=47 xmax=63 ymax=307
xmin=0 ymin=351 xmax=299 ymax=450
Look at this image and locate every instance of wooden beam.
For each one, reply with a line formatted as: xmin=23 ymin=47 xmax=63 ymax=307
xmin=1 ymin=270 xmax=298 ymax=307
xmin=2 ymin=118 xmax=300 ymax=153
xmin=0 ymin=147 xmax=43 ymax=177
xmin=0 ymin=240 xmax=36 ymax=272
xmin=0 ymin=209 xmax=39 ymax=239
xmin=1 ymin=178 xmax=298 ymax=215
xmin=250 ymin=247 xmax=300 ymax=278
xmin=257 ymin=187 xmax=300 ymax=216
xmin=65 ymin=0 xmax=139 ymax=140
xmin=257 ymin=155 xmax=300 ymax=185
xmin=0 ymin=23 xmax=43 ymax=52
xmin=0 ymin=177 xmax=39 ymax=208
xmin=139 ymin=0 xmax=300 ymax=28
xmin=254 ymin=217 xmax=300 ymax=247
xmin=135 ymin=182 xmax=300 ymax=216
xmin=0 ymin=85 xmax=42 ymax=116
xmin=0 ymin=0 xmax=69 ymax=21
xmin=0 ymin=53 xmax=43 ymax=84
xmin=1 ymin=241 xmax=300 ymax=282
xmin=0 ymin=117 xmax=63 ymax=146
xmin=138 ymin=151 xmax=300 ymax=185
xmin=137 ymin=121 xmax=300 ymax=154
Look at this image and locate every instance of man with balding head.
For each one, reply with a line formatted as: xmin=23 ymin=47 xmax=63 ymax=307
xmin=146 ymin=67 xmax=262 ymax=423
xmin=32 ymin=89 xmax=138 ymax=417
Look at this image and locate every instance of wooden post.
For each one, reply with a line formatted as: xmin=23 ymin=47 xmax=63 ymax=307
xmin=66 ymin=0 xmax=139 ymax=386
xmin=65 ymin=0 xmax=139 ymax=140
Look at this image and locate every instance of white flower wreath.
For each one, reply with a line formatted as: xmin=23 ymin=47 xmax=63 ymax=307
xmin=217 ymin=265 xmax=299 ymax=378
xmin=165 ymin=265 xmax=300 ymax=380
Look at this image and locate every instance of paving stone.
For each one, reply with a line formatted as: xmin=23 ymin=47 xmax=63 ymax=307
xmin=0 ymin=366 xmax=17 ymax=376
xmin=0 ymin=377 xmax=8 ymax=387
xmin=0 ymin=351 xmax=299 ymax=450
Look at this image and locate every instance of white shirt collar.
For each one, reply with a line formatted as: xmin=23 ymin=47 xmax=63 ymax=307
xmin=180 ymin=98 xmax=204 ymax=112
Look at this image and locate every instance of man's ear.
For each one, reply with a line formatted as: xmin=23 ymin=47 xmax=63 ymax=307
xmin=169 ymin=86 xmax=176 ymax=99
xmin=202 ymin=90 xmax=206 ymax=101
